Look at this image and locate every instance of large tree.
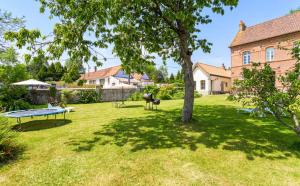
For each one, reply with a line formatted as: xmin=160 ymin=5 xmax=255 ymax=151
xmin=5 ymin=0 xmax=238 ymax=122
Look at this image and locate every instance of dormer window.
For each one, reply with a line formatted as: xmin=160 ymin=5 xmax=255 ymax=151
xmin=266 ymin=47 xmax=275 ymax=62
xmin=243 ymin=51 xmax=250 ymax=65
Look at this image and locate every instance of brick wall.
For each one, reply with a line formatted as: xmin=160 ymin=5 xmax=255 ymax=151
xmin=230 ymin=32 xmax=300 ymax=87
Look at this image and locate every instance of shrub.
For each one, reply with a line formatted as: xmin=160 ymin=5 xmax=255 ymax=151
xmin=0 ymin=86 xmax=31 ymax=111
xmin=157 ymin=84 xmax=176 ymax=100
xmin=158 ymin=91 xmax=172 ymax=100
xmin=77 ymin=79 xmax=86 ymax=86
xmin=49 ymin=86 xmax=57 ymax=99
xmin=0 ymin=117 xmax=22 ymax=163
xmin=128 ymin=92 xmax=143 ymax=101
xmin=61 ymin=89 xmax=73 ymax=105
xmin=77 ymin=90 xmax=100 ymax=104
xmin=226 ymin=94 xmax=235 ymax=101
xmin=194 ymin=91 xmax=202 ymax=98
xmin=144 ymin=85 xmax=160 ymax=98
xmin=172 ymin=91 xmax=184 ymax=99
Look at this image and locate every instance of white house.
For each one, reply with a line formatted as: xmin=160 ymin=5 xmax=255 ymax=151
xmin=81 ymin=65 xmax=154 ymax=88
xmin=193 ymin=62 xmax=231 ymax=95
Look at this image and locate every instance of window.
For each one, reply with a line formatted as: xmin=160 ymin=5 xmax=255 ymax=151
xmin=194 ymin=81 xmax=197 ymax=90
xmin=100 ymin=79 xmax=105 ymax=85
xmin=243 ymin=51 xmax=250 ymax=65
xmin=266 ymin=47 xmax=275 ymax=62
xmin=200 ymin=80 xmax=205 ymax=90
xmin=89 ymin=80 xmax=96 ymax=84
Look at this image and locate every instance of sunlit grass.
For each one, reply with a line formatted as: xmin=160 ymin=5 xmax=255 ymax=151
xmin=0 ymin=95 xmax=300 ymax=185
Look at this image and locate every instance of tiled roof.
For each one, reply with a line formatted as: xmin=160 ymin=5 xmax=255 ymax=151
xmin=81 ymin=65 xmax=122 ymax=80
xmin=194 ymin=62 xmax=231 ymax=78
xmin=230 ymin=12 xmax=300 ymax=47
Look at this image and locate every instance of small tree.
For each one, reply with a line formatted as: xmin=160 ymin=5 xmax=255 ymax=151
xmin=62 ymin=58 xmax=84 ymax=83
xmin=169 ymin=73 xmax=175 ymax=83
xmin=233 ymin=42 xmax=300 ymax=137
xmin=54 ymin=62 xmax=65 ymax=81
xmin=176 ymin=70 xmax=183 ymax=83
xmin=289 ymin=6 xmax=300 ymax=14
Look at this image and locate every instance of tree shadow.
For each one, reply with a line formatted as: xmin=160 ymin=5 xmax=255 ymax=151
xmin=66 ymin=105 xmax=300 ymax=160
xmin=12 ymin=119 xmax=72 ymax=132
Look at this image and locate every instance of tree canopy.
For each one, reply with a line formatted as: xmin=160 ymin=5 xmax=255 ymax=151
xmin=5 ymin=0 xmax=238 ymax=122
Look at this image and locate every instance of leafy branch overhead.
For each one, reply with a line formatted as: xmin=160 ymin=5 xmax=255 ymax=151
xmin=4 ymin=0 xmax=238 ymax=122
xmin=0 ymin=9 xmax=24 ymax=51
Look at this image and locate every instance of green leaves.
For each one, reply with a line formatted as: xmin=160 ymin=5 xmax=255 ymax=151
xmin=234 ymin=46 xmax=300 ymax=136
xmin=0 ymin=9 xmax=24 ymax=51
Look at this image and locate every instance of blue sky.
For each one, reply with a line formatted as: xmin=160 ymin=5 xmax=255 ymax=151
xmin=1 ymin=0 xmax=300 ymax=75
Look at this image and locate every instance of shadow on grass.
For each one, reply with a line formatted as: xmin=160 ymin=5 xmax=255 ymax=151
xmin=67 ymin=105 xmax=300 ymax=160
xmin=0 ymin=143 xmax=25 ymax=168
xmin=119 ymin=105 xmax=144 ymax=108
xmin=12 ymin=119 xmax=72 ymax=132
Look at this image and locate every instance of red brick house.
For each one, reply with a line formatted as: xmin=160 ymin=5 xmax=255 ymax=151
xmin=230 ymin=12 xmax=300 ymax=87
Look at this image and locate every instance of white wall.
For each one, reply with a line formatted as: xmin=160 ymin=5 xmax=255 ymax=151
xmin=211 ymin=76 xmax=231 ymax=92
xmin=86 ymin=76 xmax=121 ymax=88
xmin=193 ymin=68 xmax=211 ymax=95
xmin=103 ymin=76 xmax=120 ymax=88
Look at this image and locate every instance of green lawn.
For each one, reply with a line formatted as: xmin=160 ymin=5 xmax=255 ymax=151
xmin=1 ymin=95 xmax=300 ymax=185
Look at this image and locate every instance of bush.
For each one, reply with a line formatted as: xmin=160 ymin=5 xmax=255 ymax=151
xmin=61 ymin=89 xmax=100 ymax=104
xmin=144 ymin=85 xmax=160 ymax=98
xmin=226 ymin=94 xmax=235 ymax=101
xmin=158 ymin=91 xmax=172 ymax=100
xmin=61 ymin=89 xmax=74 ymax=105
xmin=49 ymin=86 xmax=57 ymax=99
xmin=128 ymin=92 xmax=143 ymax=101
xmin=0 ymin=117 xmax=22 ymax=163
xmin=194 ymin=91 xmax=202 ymax=98
xmin=77 ymin=90 xmax=100 ymax=104
xmin=0 ymin=86 xmax=31 ymax=111
xmin=172 ymin=91 xmax=184 ymax=99
xmin=157 ymin=84 xmax=176 ymax=100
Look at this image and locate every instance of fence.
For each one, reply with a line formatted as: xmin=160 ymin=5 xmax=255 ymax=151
xmin=100 ymin=87 xmax=141 ymax=102
xmin=28 ymin=87 xmax=142 ymax=104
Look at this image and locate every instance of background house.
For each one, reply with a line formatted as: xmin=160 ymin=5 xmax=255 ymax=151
xmin=81 ymin=65 xmax=153 ymax=88
xmin=193 ymin=62 xmax=231 ymax=95
xmin=230 ymin=12 xmax=300 ymax=88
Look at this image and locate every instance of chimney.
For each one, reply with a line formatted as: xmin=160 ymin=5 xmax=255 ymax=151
xmin=222 ymin=63 xmax=226 ymax=70
xmin=239 ymin=20 xmax=246 ymax=31
xmin=94 ymin=66 xmax=97 ymax=72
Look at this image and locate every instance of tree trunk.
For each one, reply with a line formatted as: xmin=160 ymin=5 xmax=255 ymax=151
xmin=182 ymin=58 xmax=194 ymax=122
xmin=292 ymin=113 xmax=300 ymax=137
xmin=177 ymin=23 xmax=194 ymax=123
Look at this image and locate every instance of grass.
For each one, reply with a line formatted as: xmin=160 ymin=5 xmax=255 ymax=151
xmin=1 ymin=95 xmax=300 ymax=185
